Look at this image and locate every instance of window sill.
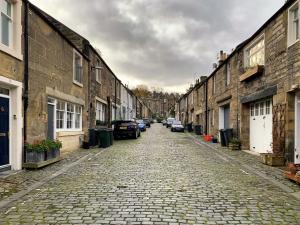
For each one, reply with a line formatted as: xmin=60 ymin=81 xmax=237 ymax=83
xmin=73 ymin=80 xmax=83 ymax=88
xmin=287 ymin=38 xmax=300 ymax=48
xmin=240 ymin=65 xmax=264 ymax=82
xmin=56 ymin=130 xmax=84 ymax=137
xmin=0 ymin=43 xmax=23 ymax=61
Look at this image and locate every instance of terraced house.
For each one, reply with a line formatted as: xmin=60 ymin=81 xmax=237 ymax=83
xmin=0 ymin=0 xmax=148 ymax=172
xmin=177 ymin=0 xmax=300 ymax=165
xmin=0 ymin=0 xmax=23 ymax=171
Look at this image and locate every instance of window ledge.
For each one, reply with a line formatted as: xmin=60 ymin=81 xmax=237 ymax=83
xmin=288 ymin=39 xmax=300 ymax=48
xmin=0 ymin=44 xmax=23 ymax=61
xmin=73 ymin=80 xmax=83 ymax=87
xmin=57 ymin=130 xmax=84 ymax=137
xmin=240 ymin=65 xmax=264 ymax=82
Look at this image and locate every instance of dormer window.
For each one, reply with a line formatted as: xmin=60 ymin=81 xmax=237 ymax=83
xmin=244 ymin=36 xmax=265 ymax=68
xmin=73 ymin=49 xmax=83 ymax=86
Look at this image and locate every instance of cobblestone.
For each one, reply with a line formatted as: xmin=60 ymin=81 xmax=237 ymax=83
xmin=0 ymin=124 xmax=300 ymax=224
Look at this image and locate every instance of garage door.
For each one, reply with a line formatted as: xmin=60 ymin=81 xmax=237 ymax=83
xmin=250 ymin=99 xmax=273 ymax=154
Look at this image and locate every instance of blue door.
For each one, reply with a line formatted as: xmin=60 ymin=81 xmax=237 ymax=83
xmin=0 ymin=97 xmax=9 ymax=166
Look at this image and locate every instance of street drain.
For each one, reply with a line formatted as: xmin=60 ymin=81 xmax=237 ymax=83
xmin=117 ymin=185 xmax=128 ymax=189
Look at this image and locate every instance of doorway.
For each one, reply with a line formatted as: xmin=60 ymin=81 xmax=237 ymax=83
xmin=47 ymin=98 xmax=56 ymax=140
xmin=0 ymin=96 xmax=10 ymax=167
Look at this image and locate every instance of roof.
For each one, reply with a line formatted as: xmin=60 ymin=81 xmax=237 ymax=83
xmin=180 ymin=0 xmax=296 ymax=99
xmin=28 ymin=2 xmax=89 ymax=61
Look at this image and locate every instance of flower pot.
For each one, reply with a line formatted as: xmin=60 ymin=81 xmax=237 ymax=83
xmin=46 ymin=149 xmax=53 ymax=160
xmin=51 ymin=148 xmax=60 ymax=158
xmin=26 ymin=151 xmax=45 ymax=163
xmin=261 ymin=153 xmax=285 ymax=166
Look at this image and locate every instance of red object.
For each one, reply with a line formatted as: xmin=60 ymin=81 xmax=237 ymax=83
xmin=204 ymin=135 xmax=213 ymax=142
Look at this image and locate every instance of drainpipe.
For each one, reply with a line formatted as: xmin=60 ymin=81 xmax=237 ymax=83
xmin=114 ymin=78 xmax=117 ymax=120
xmin=205 ymin=81 xmax=208 ymax=135
xmin=24 ymin=0 xmax=29 ymax=143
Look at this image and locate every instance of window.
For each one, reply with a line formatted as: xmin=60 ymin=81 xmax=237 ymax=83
xmin=255 ymin=103 xmax=259 ymax=116
xmin=0 ymin=0 xmax=12 ymax=47
xmin=67 ymin=103 xmax=74 ymax=129
xmin=75 ymin=105 xmax=81 ymax=129
xmin=73 ymin=50 xmax=83 ymax=85
xmin=260 ymin=102 xmax=264 ymax=115
xmin=266 ymin=100 xmax=271 ymax=115
xmin=245 ymin=36 xmax=265 ymax=67
xmin=226 ymin=63 xmax=230 ymax=86
xmin=56 ymin=101 xmax=65 ymax=129
xmin=212 ymin=76 xmax=216 ymax=94
xmin=96 ymin=101 xmax=106 ymax=122
xmin=95 ymin=59 xmax=101 ymax=84
xmin=250 ymin=104 xmax=255 ymax=117
xmin=288 ymin=2 xmax=300 ymax=46
xmin=56 ymin=100 xmax=82 ymax=130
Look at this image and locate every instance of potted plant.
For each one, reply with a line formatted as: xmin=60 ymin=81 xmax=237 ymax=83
xmin=41 ymin=139 xmax=62 ymax=159
xmin=25 ymin=141 xmax=48 ymax=163
xmin=228 ymin=138 xmax=241 ymax=151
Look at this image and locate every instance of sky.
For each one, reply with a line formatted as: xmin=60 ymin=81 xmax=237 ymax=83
xmin=30 ymin=0 xmax=285 ymax=93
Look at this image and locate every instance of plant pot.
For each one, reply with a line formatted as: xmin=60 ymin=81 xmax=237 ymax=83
xmin=228 ymin=143 xmax=240 ymax=151
xmin=46 ymin=149 xmax=53 ymax=160
xmin=261 ymin=153 xmax=285 ymax=166
xmin=51 ymin=148 xmax=60 ymax=158
xmin=26 ymin=151 xmax=45 ymax=163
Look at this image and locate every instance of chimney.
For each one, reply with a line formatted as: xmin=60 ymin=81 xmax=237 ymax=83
xmin=218 ymin=50 xmax=227 ymax=64
xmin=200 ymin=76 xmax=207 ymax=82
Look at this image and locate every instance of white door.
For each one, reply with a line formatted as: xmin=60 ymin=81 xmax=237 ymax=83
xmin=250 ymin=99 xmax=273 ymax=153
xmin=295 ymin=93 xmax=300 ymax=164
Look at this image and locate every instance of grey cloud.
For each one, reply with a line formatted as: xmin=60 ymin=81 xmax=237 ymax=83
xmin=31 ymin=0 xmax=285 ymax=92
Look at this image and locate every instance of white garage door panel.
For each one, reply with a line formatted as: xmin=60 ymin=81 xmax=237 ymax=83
xmin=250 ymin=99 xmax=273 ymax=154
xmin=295 ymin=93 xmax=300 ymax=164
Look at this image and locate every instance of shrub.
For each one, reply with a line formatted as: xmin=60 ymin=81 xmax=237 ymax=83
xmin=25 ymin=139 xmax=62 ymax=152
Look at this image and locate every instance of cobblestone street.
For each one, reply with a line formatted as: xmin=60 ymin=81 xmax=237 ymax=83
xmin=0 ymin=124 xmax=300 ymax=225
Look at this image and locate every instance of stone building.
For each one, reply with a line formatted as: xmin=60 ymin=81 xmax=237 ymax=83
xmin=0 ymin=0 xmax=23 ymax=170
xmin=177 ymin=0 xmax=300 ymax=164
xmin=26 ymin=3 xmax=89 ymax=153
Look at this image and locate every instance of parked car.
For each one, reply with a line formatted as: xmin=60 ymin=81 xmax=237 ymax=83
xmin=166 ymin=118 xmax=175 ymax=128
xmin=143 ymin=118 xmax=151 ymax=128
xmin=113 ymin=120 xmax=141 ymax=139
xmin=171 ymin=121 xmax=185 ymax=132
xmin=136 ymin=119 xmax=147 ymax=132
xmin=162 ymin=120 xmax=167 ymax=126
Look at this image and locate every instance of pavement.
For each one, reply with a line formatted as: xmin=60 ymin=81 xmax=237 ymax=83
xmin=0 ymin=124 xmax=299 ymax=225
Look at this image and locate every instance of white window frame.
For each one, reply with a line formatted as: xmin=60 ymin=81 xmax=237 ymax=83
xmin=244 ymin=34 xmax=265 ymax=68
xmin=0 ymin=0 xmax=22 ymax=60
xmin=0 ymin=0 xmax=12 ymax=47
xmin=226 ymin=62 xmax=231 ymax=86
xmin=73 ymin=49 xmax=83 ymax=87
xmin=95 ymin=59 xmax=102 ymax=84
xmin=56 ymin=100 xmax=82 ymax=132
xmin=288 ymin=1 xmax=300 ymax=47
xmin=96 ymin=100 xmax=106 ymax=122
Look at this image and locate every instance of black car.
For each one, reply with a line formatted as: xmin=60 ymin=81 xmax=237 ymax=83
xmin=143 ymin=118 xmax=151 ymax=128
xmin=113 ymin=120 xmax=141 ymax=139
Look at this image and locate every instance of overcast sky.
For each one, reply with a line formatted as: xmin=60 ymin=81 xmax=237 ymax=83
xmin=30 ymin=0 xmax=285 ymax=93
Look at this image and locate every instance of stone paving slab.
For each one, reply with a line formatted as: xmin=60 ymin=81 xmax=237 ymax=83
xmin=189 ymin=132 xmax=300 ymax=193
xmin=0 ymin=147 xmax=99 ymax=202
xmin=0 ymin=124 xmax=299 ymax=224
